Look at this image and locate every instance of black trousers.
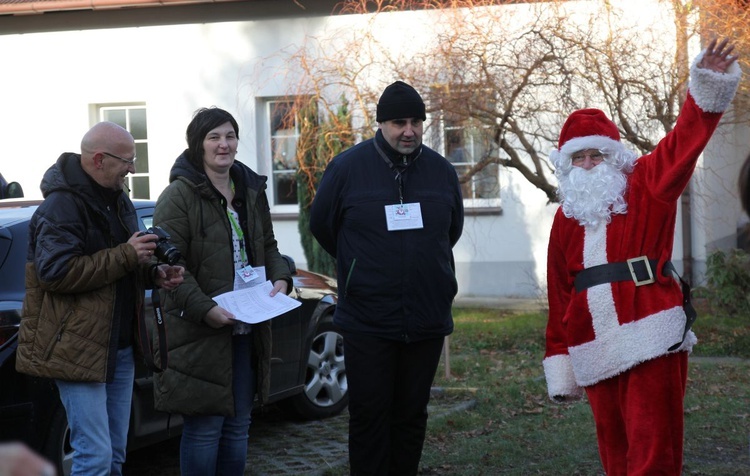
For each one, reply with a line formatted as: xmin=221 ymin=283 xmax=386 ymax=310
xmin=342 ymin=331 xmax=445 ymax=476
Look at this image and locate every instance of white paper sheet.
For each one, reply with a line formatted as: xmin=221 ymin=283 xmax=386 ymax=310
xmin=214 ymin=280 xmax=301 ymax=324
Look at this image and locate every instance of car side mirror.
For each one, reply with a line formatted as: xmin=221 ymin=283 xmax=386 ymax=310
xmin=4 ymin=182 xmax=23 ymax=198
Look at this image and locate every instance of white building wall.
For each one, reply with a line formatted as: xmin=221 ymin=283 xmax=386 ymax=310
xmin=0 ymin=1 xmax=746 ymax=298
xmin=691 ymin=118 xmax=750 ymax=286
xmin=452 ymin=169 xmax=557 ymax=298
xmin=0 ymin=18 xmax=333 ymax=199
xmin=1 ymin=18 xmax=334 ymax=282
xmin=0 ymin=12 xmax=556 ymax=298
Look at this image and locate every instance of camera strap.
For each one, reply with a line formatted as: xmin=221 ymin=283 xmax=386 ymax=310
xmin=137 ymin=288 xmax=169 ymax=373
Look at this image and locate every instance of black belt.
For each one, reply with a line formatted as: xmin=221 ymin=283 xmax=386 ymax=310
xmin=573 ymin=256 xmax=697 ymax=352
xmin=574 ymin=256 xmax=659 ymax=293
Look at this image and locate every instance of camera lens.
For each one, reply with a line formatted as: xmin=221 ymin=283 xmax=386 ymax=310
xmin=155 ymin=242 xmax=181 ymax=266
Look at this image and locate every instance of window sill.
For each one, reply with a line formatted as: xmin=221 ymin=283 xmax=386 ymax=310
xmin=270 ymin=212 xmax=300 ymax=221
xmin=465 ymin=206 xmax=503 ymax=216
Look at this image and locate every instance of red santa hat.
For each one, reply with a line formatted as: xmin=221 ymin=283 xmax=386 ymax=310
xmin=551 ymin=108 xmax=632 ymax=171
xmin=558 ymin=108 xmax=619 ymax=148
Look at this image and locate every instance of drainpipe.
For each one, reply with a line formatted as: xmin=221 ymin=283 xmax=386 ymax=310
xmin=674 ymin=8 xmax=691 ymax=284
xmin=680 ymin=188 xmax=693 ymax=285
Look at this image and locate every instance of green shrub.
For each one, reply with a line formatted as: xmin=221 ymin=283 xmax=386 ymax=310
xmin=701 ymin=249 xmax=750 ymax=316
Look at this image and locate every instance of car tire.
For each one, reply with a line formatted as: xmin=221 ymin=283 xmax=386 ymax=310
xmin=43 ymin=404 xmax=74 ymax=476
xmin=282 ymin=315 xmax=348 ymax=420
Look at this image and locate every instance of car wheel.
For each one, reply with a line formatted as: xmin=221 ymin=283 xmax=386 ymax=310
xmin=283 ymin=316 xmax=348 ymax=420
xmin=43 ymin=404 xmax=74 ymax=476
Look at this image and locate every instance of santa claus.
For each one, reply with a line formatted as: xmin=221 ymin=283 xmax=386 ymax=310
xmin=544 ymin=38 xmax=741 ymax=475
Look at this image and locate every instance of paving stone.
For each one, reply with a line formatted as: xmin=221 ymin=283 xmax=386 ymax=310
xmin=125 ymin=392 xmax=474 ymax=475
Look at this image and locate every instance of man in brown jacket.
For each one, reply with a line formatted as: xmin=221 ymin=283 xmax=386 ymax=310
xmin=16 ymin=122 xmax=183 ymax=476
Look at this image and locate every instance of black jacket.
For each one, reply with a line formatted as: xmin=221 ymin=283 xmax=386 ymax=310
xmin=310 ymin=130 xmax=464 ymax=342
xmin=17 ymin=153 xmax=149 ymax=383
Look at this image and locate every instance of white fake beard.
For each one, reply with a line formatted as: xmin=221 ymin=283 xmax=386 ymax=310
xmin=557 ymin=162 xmax=628 ymax=227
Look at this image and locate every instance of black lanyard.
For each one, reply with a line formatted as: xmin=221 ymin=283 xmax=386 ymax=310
xmin=373 ymin=140 xmax=422 ymax=204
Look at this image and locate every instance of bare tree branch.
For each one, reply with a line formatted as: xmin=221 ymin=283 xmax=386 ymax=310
xmin=275 ymin=0 xmax=750 ymax=207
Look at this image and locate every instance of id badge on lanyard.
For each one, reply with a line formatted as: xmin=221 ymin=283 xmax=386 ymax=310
xmin=236 ymin=265 xmax=260 ymax=283
xmin=385 ymin=202 xmax=424 ymax=231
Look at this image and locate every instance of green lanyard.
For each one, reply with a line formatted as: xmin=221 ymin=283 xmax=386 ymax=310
xmin=227 ymin=210 xmax=247 ymax=265
xmin=226 ymin=180 xmax=247 ymax=265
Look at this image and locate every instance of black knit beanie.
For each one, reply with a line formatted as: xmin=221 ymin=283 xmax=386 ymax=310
xmin=376 ymin=81 xmax=426 ymax=122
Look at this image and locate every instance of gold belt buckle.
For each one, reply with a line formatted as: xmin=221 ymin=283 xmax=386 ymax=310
xmin=627 ymin=256 xmax=655 ymax=286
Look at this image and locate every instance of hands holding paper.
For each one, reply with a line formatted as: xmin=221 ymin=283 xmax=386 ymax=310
xmin=204 ymin=305 xmax=236 ymax=329
xmin=204 ymin=279 xmax=291 ymax=328
xmin=269 ymin=279 xmax=288 ymax=297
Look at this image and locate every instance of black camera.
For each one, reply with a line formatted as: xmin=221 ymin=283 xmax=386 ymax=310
xmin=139 ymin=226 xmax=181 ymax=266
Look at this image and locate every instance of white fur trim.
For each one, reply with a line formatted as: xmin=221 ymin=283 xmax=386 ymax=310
xmin=551 ymin=135 xmax=624 ymax=170
xmin=543 ymin=354 xmax=584 ymax=400
xmin=559 ymin=136 xmax=622 ymax=158
xmin=583 ymin=222 xmax=608 ymax=267
xmin=569 ymin=306 xmax=691 ymax=386
xmin=675 ymin=329 xmax=697 ymax=352
xmin=567 ymin=224 xmax=694 ymax=387
xmin=568 ymin=224 xmax=697 ymax=387
xmin=689 ymin=49 xmax=742 ymax=113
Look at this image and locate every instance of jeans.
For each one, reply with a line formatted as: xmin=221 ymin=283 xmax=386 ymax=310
xmin=342 ymin=332 xmax=445 ymax=476
xmin=180 ymin=334 xmax=255 ymax=476
xmin=56 ymin=346 xmax=135 ymax=476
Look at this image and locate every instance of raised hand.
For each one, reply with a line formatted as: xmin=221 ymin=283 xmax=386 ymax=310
xmin=699 ymin=37 xmax=739 ymax=73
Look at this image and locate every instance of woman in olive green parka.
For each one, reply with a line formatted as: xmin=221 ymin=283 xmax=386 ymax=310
xmin=152 ymin=107 xmax=291 ymax=476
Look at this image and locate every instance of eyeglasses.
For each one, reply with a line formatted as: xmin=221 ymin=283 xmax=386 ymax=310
xmin=571 ymin=152 xmax=605 ymax=165
xmin=102 ymin=151 xmax=137 ymax=166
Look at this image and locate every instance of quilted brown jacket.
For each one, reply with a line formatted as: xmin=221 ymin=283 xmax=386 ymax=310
xmin=16 ymin=153 xmax=151 ymax=383
xmin=152 ymin=152 xmax=291 ymax=416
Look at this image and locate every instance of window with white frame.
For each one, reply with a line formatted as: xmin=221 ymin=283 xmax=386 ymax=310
xmin=98 ymin=104 xmax=150 ymax=199
xmin=267 ymin=100 xmax=300 ymax=208
xmin=443 ymin=115 xmax=501 ymax=209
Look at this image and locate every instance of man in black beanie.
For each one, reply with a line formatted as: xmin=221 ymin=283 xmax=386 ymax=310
xmin=310 ymin=81 xmax=464 ymax=475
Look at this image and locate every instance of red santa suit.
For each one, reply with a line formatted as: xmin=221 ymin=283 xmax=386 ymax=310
xmin=544 ymin=51 xmax=741 ymax=475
